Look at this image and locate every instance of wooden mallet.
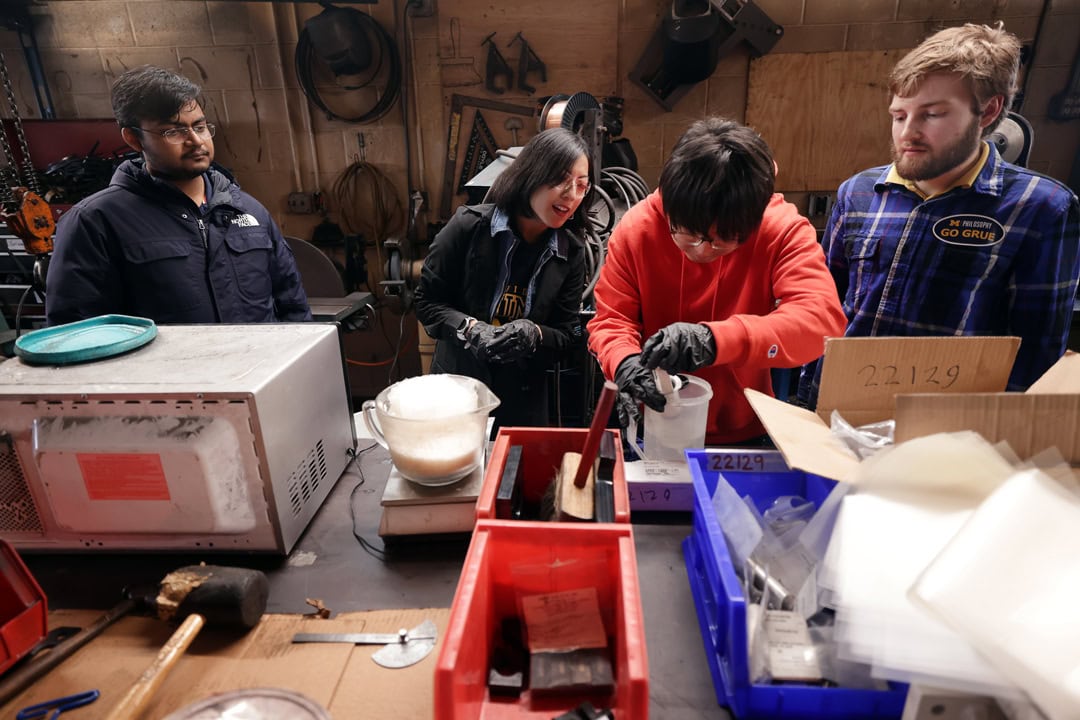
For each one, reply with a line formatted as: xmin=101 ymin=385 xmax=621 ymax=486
xmin=554 ymin=381 xmax=618 ymax=521
xmin=103 ymin=565 xmax=269 ymax=720
xmin=0 ymin=565 xmax=268 ymax=708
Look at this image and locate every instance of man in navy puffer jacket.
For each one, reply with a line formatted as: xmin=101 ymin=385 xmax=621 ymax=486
xmin=46 ymin=65 xmax=311 ymax=326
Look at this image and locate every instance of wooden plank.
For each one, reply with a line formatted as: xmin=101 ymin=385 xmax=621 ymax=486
xmin=437 ymin=0 xmax=619 ymax=97
xmin=746 ymin=50 xmax=905 ymax=192
xmin=434 ymin=0 xmax=620 ymax=219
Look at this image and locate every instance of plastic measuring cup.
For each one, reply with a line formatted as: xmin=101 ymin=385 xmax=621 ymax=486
xmin=362 ymin=374 xmax=500 ymax=486
xmin=643 ymin=375 xmax=713 ymax=462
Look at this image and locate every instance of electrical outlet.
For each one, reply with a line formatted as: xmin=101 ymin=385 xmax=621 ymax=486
xmin=287 ymin=192 xmax=315 ymax=214
xmin=408 ymin=0 xmax=436 ymax=16
xmin=807 ymin=193 xmax=834 ymax=218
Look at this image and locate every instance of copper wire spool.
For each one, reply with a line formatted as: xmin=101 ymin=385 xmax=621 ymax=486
xmin=539 ymin=92 xmax=600 ymax=132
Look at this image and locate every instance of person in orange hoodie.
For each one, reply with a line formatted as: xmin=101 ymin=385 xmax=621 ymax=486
xmin=588 ymin=117 xmax=846 ymax=445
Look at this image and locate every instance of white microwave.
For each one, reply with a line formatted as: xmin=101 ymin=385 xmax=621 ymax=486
xmin=0 ymin=323 xmax=356 ymax=554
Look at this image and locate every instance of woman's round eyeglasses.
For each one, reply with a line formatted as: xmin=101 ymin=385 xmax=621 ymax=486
xmin=554 ymin=178 xmax=591 ymax=197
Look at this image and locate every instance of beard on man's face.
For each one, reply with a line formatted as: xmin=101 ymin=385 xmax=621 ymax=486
xmin=892 ymin=116 xmax=982 ymax=182
xmin=145 ymin=148 xmax=212 ymax=182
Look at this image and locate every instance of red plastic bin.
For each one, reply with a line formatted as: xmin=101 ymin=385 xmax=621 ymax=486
xmin=435 ymin=520 xmax=648 ymax=719
xmin=0 ymin=539 xmax=47 ymax=676
xmin=476 ymin=427 xmax=630 ymax=523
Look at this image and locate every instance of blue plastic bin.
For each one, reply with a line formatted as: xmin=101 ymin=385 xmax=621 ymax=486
xmin=683 ymin=449 xmax=908 ymax=719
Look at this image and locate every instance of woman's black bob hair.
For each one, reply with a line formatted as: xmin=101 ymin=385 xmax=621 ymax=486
xmin=486 ymin=127 xmax=593 ymax=233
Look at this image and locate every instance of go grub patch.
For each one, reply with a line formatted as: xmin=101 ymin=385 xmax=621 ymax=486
xmin=931 ymin=215 xmax=1005 ymax=247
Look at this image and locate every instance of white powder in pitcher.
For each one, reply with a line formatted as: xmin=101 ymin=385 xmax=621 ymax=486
xmin=386 ymin=374 xmax=478 ymax=419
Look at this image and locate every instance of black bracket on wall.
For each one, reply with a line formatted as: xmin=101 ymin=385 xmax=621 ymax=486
xmin=629 ymin=0 xmax=782 ymax=112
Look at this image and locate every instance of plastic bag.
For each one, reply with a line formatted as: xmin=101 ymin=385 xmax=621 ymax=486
xmin=829 ymin=410 xmax=894 ymax=459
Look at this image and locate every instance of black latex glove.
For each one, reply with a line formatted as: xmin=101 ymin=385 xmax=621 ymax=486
xmin=483 ymin=319 xmax=540 ymax=363
xmin=463 ymin=320 xmax=502 ymax=362
xmin=613 ymin=354 xmax=666 ymax=419
xmin=615 ymin=390 xmax=642 ymax=430
xmin=640 ymin=322 xmax=717 ymax=373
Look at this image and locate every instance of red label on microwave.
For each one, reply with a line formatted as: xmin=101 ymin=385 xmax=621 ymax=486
xmin=77 ymin=453 xmax=170 ymax=501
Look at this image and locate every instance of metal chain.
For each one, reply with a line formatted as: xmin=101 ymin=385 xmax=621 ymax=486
xmin=0 ymin=50 xmax=39 ymax=196
xmin=0 ymin=54 xmax=17 ymax=208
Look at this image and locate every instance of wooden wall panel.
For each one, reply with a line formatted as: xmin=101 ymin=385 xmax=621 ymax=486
xmin=436 ymin=0 xmax=619 ymax=98
xmin=746 ymin=50 xmax=904 ymax=192
xmin=434 ymin=0 xmax=620 ymax=216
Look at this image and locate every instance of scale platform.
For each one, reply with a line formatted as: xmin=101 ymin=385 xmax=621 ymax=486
xmin=378 ymin=464 xmax=484 ymax=538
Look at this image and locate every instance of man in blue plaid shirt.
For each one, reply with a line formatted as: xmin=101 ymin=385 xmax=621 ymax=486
xmin=799 ymin=23 xmax=1080 ymax=407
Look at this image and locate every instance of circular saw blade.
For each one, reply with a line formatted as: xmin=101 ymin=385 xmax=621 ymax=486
xmin=371 ymin=619 xmax=438 ymax=669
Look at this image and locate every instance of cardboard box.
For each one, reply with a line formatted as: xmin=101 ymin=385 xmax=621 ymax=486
xmin=814 ymin=336 xmax=1019 ymax=426
xmin=746 ymin=338 xmax=1080 ymax=483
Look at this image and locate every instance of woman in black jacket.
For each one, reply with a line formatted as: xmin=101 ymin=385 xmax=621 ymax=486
xmin=415 ymin=128 xmax=592 ymax=430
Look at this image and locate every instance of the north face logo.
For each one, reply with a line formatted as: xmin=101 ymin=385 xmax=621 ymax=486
xmin=232 ymin=213 xmax=260 ymax=227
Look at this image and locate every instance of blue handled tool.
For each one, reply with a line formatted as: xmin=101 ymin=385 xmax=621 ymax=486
xmin=16 ymin=689 xmax=100 ymax=720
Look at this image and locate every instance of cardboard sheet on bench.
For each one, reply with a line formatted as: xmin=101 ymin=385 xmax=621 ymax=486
xmin=0 ymin=607 xmax=450 ymax=719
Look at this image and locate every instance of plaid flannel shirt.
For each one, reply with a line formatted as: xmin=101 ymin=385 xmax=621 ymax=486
xmin=799 ymin=142 xmax=1080 ymax=406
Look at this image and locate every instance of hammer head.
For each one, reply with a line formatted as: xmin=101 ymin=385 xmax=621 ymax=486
xmin=155 ymin=565 xmax=269 ymax=630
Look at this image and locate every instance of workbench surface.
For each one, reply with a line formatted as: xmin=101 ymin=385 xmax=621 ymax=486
xmin=20 ymin=445 xmax=729 ymax=719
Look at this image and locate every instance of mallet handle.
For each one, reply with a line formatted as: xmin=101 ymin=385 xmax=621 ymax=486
xmin=573 ymin=381 xmax=618 ymax=489
xmin=104 ymin=613 xmax=205 ymax=720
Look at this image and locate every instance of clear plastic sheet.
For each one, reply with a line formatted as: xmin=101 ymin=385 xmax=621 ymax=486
xmin=911 ymin=469 xmax=1080 ymax=720
xmin=709 ymin=473 xmax=763 ymax=570
xmin=822 ymin=432 xmax=1024 ymax=697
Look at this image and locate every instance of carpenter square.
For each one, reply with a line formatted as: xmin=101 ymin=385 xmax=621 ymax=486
xmin=292 ymin=619 xmax=438 ymax=668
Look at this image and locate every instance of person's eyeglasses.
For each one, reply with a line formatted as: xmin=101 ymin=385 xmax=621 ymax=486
xmin=669 ymin=223 xmax=713 ymax=248
xmin=553 ymin=177 xmax=591 ymax=197
xmin=669 ymin=223 xmax=737 ymax=250
xmin=133 ymin=123 xmax=216 ymax=144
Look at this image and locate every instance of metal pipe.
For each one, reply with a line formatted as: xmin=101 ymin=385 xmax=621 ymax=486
xmin=16 ymin=17 xmax=54 ymax=119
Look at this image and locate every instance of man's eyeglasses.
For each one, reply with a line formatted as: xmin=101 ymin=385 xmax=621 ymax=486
xmin=133 ymin=123 xmax=216 ymax=145
xmin=553 ymin=177 xmax=591 ymax=197
xmin=669 ymin=223 xmax=735 ymax=250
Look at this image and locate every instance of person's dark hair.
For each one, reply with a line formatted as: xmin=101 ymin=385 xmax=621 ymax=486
xmin=486 ymin=128 xmax=593 ymax=232
xmin=111 ymin=65 xmax=202 ymax=129
xmin=659 ymin=117 xmax=775 ymax=244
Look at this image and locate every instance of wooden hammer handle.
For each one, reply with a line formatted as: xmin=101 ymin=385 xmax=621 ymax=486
xmin=104 ymin=613 xmax=205 ymax=720
xmin=573 ymin=381 xmax=618 ymax=489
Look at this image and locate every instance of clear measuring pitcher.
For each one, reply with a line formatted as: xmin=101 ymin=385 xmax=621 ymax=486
xmin=643 ymin=375 xmax=713 ymax=462
xmin=362 ymin=374 xmax=500 ymax=486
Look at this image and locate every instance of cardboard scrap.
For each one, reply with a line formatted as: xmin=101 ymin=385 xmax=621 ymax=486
xmin=0 ymin=608 xmax=449 ymax=720
xmin=816 ymin=336 xmax=1019 ymax=426
xmin=895 ymin=393 xmax=1080 ymax=460
xmin=747 ymin=337 xmax=1080 ymax=483
xmin=520 ymin=587 xmax=607 ymax=652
